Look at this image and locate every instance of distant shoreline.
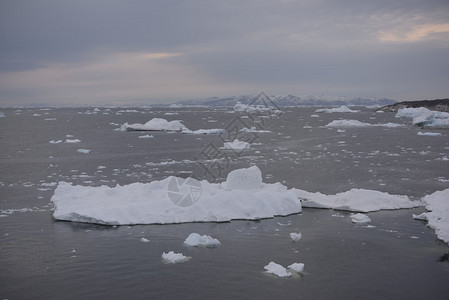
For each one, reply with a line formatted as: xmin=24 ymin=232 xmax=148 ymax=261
xmin=379 ymin=98 xmax=449 ymax=112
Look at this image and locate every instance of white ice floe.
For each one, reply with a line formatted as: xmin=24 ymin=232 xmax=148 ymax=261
xmin=224 ymin=166 xmax=261 ymax=190
xmin=315 ymin=105 xmax=359 ymax=113
xmin=417 ymin=132 xmax=442 ymax=136
xmin=264 ymin=262 xmax=291 ymax=277
xmin=413 ymin=189 xmax=449 ymax=244
xmin=162 ymin=251 xmax=190 ymax=264
xmin=222 ymin=139 xmax=250 ymax=150
xmin=240 ymin=126 xmax=271 ymax=133
xmin=395 ymin=107 xmax=449 ymax=127
xmin=233 ymin=102 xmax=280 ymax=114
xmin=287 ymin=263 xmax=305 ymax=273
xmin=77 ymin=149 xmax=91 ymax=154
xmin=65 ymin=139 xmax=81 ymax=143
xmin=121 ymin=118 xmax=187 ymax=132
xmin=294 ymin=188 xmax=419 ymax=212
xmin=290 ymin=232 xmax=302 ymax=241
xmin=0 ymin=112 xmax=5 ymax=117
xmin=184 ymin=233 xmax=221 ymax=247
xmin=138 ymin=134 xmax=154 ymax=138
xmin=181 ymin=128 xmax=226 ymax=135
xmin=140 ymin=238 xmax=150 ymax=243
xmin=51 ymin=166 xmax=301 ymax=225
xmin=49 ymin=140 xmax=63 ymax=144
xmin=325 ymin=120 xmax=402 ymax=128
xmin=351 ymin=213 xmax=371 ymax=223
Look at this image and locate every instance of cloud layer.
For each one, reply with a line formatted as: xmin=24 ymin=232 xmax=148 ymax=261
xmin=1 ymin=0 xmax=448 ymax=106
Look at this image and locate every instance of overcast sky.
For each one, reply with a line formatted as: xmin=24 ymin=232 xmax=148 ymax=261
xmin=1 ymin=0 xmax=449 ymax=106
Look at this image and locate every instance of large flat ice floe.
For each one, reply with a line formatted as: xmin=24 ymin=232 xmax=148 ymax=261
xmin=120 ymin=117 xmax=225 ymax=134
xmin=325 ymin=119 xmax=402 ymax=128
xmin=51 ymin=166 xmax=301 ymax=225
xmin=294 ymin=188 xmax=420 ymax=212
xmin=413 ymin=189 xmax=449 ymax=244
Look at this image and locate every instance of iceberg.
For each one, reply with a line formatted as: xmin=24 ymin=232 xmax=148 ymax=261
xmin=264 ymin=262 xmax=291 ymax=277
xmin=121 ymin=118 xmax=187 ymax=132
xmin=222 ymin=139 xmax=250 ymax=150
xmin=294 ymin=188 xmax=420 ymax=212
xmin=184 ymin=233 xmax=221 ymax=247
xmin=417 ymin=132 xmax=442 ymax=136
xmin=181 ymin=128 xmax=226 ymax=135
xmin=395 ymin=107 xmax=449 ymax=127
xmin=315 ymin=105 xmax=359 ymax=113
xmin=413 ymin=189 xmax=449 ymax=244
xmin=51 ymin=166 xmax=301 ymax=225
xmin=162 ymin=251 xmax=190 ymax=264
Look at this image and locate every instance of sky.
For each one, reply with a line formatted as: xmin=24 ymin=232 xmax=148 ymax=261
xmin=1 ymin=0 xmax=449 ymax=106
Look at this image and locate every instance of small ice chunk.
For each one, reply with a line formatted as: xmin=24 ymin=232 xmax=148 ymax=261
xmin=161 ymin=251 xmax=190 ymax=264
xmin=140 ymin=238 xmax=150 ymax=243
xmin=351 ymin=213 xmax=371 ymax=224
xmin=288 ymin=263 xmax=305 ymax=273
xmin=222 ymin=139 xmax=250 ymax=150
xmin=66 ymin=139 xmax=81 ymax=143
xmin=138 ymin=134 xmax=154 ymax=138
xmin=184 ymin=233 xmax=221 ymax=247
xmin=290 ymin=232 xmax=302 ymax=242
xmin=49 ymin=140 xmax=63 ymax=144
xmin=417 ymin=132 xmax=442 ymax=136
xmin=264 ymin=262 xmax=291 ymax=277
xmin=77 ymin=149 xmax=91 ymax=154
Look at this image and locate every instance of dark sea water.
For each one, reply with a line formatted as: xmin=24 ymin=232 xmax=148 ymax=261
xmin=1 ymin=107 xmax=448 ymax=299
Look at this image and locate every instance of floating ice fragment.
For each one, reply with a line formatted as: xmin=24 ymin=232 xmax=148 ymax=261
xmin=287 ymin=263 xmax=305 ymax=273
xmin=290 ymin=232 xmax=302 ymax=241
xmin=316 ymin=105 xmax=359 ymax=113
xmin=222 ymin=139 xmax=250 ymax=150
xmin=184 ymin=233 xmax=221 ymax=247
xmin=140 ymin=238 xmax=150 ymax=243
xmin=77 ymin=149 xmax=91 ymax=154
xmin=264 ymin=262 xmax=291 ymax=277
xmin=162 ymin=251 xmax=190 ymax=264
xmin=66 ymin=139 xmax=81 ymax=143
xmin=351 ymin=213 xmax=371 ymax=224
xmin=417 ymin=132 xmax=442 ymax=136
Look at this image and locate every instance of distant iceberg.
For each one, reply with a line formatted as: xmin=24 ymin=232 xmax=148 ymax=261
xmin=315 ymin=105 xmax=359 ymax=113
xmin=120 ymin=117 xmax=225 ymax=134
xmin=325 ymin=119 xmax=402 ymax=128
xmin=51 ymin=166 xmax=301 ymax=225
xmin=121 ymin=118 xmax=187 ymax=132
xmin=222 ymin=139 xmax=250 ymax=150
xmin=395 ymin=107 xmax=449 ymax=127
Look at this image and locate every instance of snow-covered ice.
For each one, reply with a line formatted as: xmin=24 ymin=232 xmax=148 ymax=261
xmin=290 ymin=232 xmax=302 ymax=241
xmin=161 ymin=251 xmax=190 ymax=264
xmin=138 ymin=134 xmax=154 ymax=138
xmin=351 ymin=213 xmax=371 ymax=223
xmin=294 ymin=188 xmax=419 ymax=212
xmin=121 ymin=118 xmax=187 ymax=132
xmin=184 ymin=233 xmax=221 ymax=247
xmin=395 ymin=107 xmax=449 ymax=127
xmin=222 ymin=139 xmax=250 ymax=150
xmin=51 ymin=166 xmax=301 ymax=225
xmin=240 ymin=126 xmax=271 ymax=133
xmin=224 ymin=166 xmax=262 ymax=190
xmin=181 ymin=128 xmax=226 ymax=135
xmin=264 ymin=262 xmax=291 ymax=277
xmin=315 ymin=105 xmax=359 ymax=113
xmin=413 ymin=189 xmax=449 ymax=244
xmin=325 ymin=120 xmax=402 ymax=128
xmin=140 ymin=238 xmax=150 ymax=243
xmin=287 ymin=263 xmax=305 ymax=273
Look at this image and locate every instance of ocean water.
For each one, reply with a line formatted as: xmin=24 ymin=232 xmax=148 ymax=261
xmin=0 ymin=107 xmax=448 ymax=299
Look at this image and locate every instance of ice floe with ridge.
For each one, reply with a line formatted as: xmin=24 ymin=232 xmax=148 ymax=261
xmin=413 ymin=188 xmax=449 ymax=244
xmin=120 ymin=117 xmax=225 ymax=134
xmin=294 ymin=188 xmax=420 ymax=212
xmin=51 ymin=166 xmax=301 ymax=225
